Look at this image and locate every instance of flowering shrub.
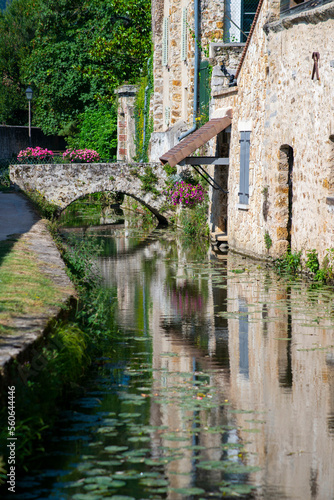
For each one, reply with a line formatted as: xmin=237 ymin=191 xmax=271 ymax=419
xmin=63 ymin=149 xmax=100 ymax=163
xmin=165 ymin=181 xmax=204 ymax=207
xmin=17 ymin=147 xmax=54 ymax=161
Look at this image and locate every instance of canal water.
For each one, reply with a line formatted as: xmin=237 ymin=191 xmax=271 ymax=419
xmin=9 ymin=212 xmax=334 ymax=499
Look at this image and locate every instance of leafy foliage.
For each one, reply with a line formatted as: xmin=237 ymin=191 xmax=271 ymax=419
xmin=305 ymin=249 xmax=319 ymax=274
xmin=0 ymin=0 xmax=151 ymax=151
xmin=138 ymin=165 xmax=159 ymax=195
xmin=24 ymin=0 xmax=151 ymax=135
xmin=179 ymin=202 xmax=209 ymax=239
xmin=134 ymin=57 xmax=153 ymax=162
xmin=0 ymin=0 xmax=42 ymax=124
xmin=264 ymin=230 xmax=272 ymax=250
xmin=274 ymin=250 xmax=302 ymax=275
xmin=67 ymin=103 xmax=117 ymax=160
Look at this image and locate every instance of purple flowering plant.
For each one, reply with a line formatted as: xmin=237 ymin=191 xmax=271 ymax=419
xmin=18 ymin=147 xmax=54 ymax=161
xmin=165 ymin=181 xmax=204 ymax=207
xmin=63 ymin=149 xmax=100 ymax=163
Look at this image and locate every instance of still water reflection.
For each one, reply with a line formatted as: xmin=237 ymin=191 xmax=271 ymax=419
xmin=12 ymin=225 xmax=334 ymax=499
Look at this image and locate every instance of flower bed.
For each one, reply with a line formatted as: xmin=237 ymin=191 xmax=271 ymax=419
xmin=17 ymin=147 xmax=54 ymax=162
xmin=17 ymin=147 xmax=100 ymax=164
xmin=165 ymin=181 xmax=204 ymax=207
xmin=62 ymin=149 xmax=100 ymax=163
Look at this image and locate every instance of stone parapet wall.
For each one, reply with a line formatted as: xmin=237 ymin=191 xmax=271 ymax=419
xmin=10 ymin=162 xmax=171 ymax=224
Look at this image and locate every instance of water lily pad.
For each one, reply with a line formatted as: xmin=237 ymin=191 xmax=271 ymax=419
xmin=124 ymin=448 xmax=150 ymax=456
xmin=171 ymin=487 xmax=205 ymax=495
xmin=127 ymin=457 xmax=146 ymax=464
xmin=113 ymin=471 xmax=141 ymax=480
xmin=107 ymin=496 xmax=135 ymax=500
xmin=163 ymin=434 xmax=189 ymax=441
xmin=144 ymin=458 xmax=172 ymax=466
xmin=118 ymin=413 xmax=142 ymax=418
xmin=85 ymin=468 xmax=108 ymax=476
xmin=97 ymin=427 xmax=116 ymax=434
xmin=139 ymin=478 xmax=169 ymax=487
xmin=128 ymin=436 xmax=150 ymax=442
xmin=96 ymin=460 xmax=122 ymax=467
xmin=219 ymin=484 xmax=256 ymax=495
xmin=105 ymin=446 xmax=129 ymax=454
xmin=84 ymin=484 xmax=100 ymax=491
xmin=72 ymin=495 xmax=102 ymax=500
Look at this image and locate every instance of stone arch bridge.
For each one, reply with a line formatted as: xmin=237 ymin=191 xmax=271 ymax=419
xmin=9 ymin=162 xmax=171 ymax=224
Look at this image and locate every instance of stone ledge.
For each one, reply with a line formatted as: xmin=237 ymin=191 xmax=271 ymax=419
xmin=212 ymin=86 xmax=239 ymax=98
xmin=264 ymin=0 xmax=334 ymax=33
xmin=236 ymin=203 xmax=249 ymax=211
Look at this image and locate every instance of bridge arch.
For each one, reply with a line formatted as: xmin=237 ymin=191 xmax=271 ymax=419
xmin=10 ymin=162 xmax=170 ymax=225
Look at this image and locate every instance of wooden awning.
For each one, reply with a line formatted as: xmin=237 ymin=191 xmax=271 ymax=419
xmin=159 ymin=111 xmax=232 ymax=168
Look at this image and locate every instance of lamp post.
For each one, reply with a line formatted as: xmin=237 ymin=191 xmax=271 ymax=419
xmin=25 ymin=86 xmax=33 ymax=147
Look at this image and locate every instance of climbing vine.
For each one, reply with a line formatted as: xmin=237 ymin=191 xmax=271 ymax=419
xmin=134 ymin=56 xmax=154 ymax=162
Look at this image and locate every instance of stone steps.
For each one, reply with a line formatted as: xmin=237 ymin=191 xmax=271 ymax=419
xmin=210 ymin=232 xmax=228 ymax=253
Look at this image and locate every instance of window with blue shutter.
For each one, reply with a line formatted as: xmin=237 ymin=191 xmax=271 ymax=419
xmin=181 ymin=8 xmax=187 ymax=61
xmin=162 ymin=17 xmax=169 ymax=66
xmin=238 ymin=131 xmax=251 ymax=205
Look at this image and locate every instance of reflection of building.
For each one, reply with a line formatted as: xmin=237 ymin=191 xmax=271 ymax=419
xmin=100 ymin=229 xmax=334 ymax=498
xmin=226 ymin=254 xmax=334 ymax=499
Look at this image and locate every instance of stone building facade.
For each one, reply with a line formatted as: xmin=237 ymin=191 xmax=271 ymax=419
xmin=219 ymin=0 xmax=334 ymax=261
xmin=149 ymin=0 xmax=251 ymax=160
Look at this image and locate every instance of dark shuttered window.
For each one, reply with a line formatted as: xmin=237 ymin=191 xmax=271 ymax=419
xmin=238 ymin=131 xmax=251 ymax=205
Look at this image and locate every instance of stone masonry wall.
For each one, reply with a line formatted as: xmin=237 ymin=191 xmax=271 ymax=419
xmin=263 ymin=2 xmax=334 ymax=261
xmin=217 ymin=0 xmax=334 ymax=261
xmin=225 ymin=0 xmax=269 ymax=258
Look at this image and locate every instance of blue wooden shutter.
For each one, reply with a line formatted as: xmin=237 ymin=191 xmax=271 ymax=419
xmin=162 ymin=17 xmax=169 ymax=66
xmin=239 ymin=131 xmax=251 ymax=204
xmin=181 ymin=8 xmax=187 ymax=61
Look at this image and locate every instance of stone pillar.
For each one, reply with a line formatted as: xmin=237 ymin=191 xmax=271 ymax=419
xmin=114 ymin=84 xmax=138 ymax=162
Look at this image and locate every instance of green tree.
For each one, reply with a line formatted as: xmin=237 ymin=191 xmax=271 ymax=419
xmin=0 ymin=0 xmax=41 ymax=125
xmin=24 ymin=0 xmax=151 ymax=135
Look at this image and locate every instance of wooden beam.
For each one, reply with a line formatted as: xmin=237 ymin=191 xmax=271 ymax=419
xmin=179 ymin=157 xmax=229 ymax=166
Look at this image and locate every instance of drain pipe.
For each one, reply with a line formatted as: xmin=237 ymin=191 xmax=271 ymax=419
xmin=178 ymin=0 xmax=200 ymax=141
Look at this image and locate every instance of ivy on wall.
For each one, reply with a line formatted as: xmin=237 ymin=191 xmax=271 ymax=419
xmin=134 ymin=57 xmax=153 ymax=162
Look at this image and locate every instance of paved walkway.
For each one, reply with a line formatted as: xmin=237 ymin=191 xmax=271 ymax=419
xmin=0 ymin=191 xmax=39 ymax=241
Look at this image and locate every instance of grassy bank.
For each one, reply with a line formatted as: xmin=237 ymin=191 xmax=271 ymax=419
xmin=0 ymin=208 xmax=119 ymax=484
xmin=0 ymin=234 xmax=71 ymax=336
